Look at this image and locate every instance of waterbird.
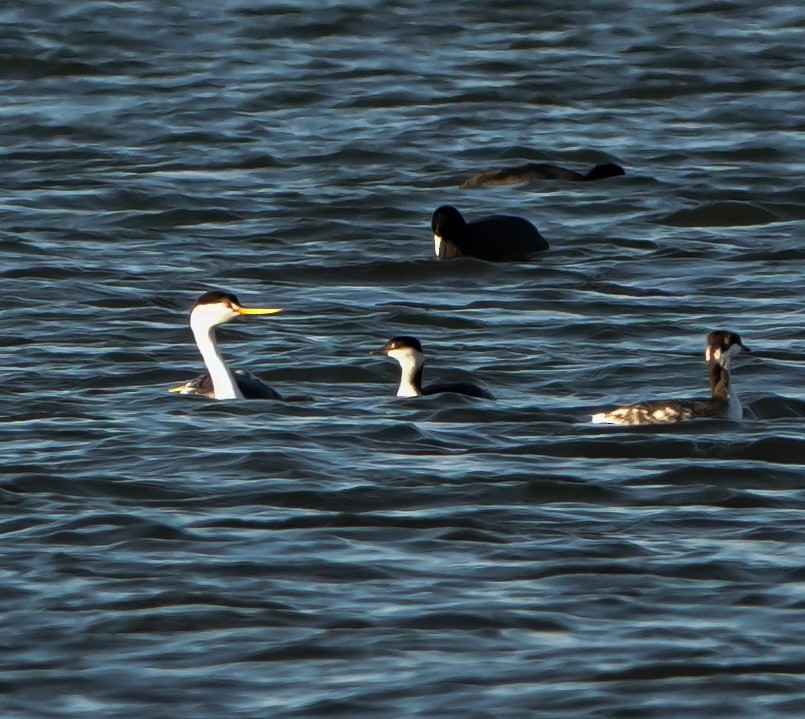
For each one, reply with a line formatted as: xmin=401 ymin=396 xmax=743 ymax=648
xmin=168 ymin=290 xmax=282 ymax=400
xmin=380 ymin=336 xmax=495 ymax=399
xmin=460 ymin=161 xmax=625 ymax=188
xmin=431 ymin=205 xmax=548 ymax=261
xmin=591 ymin=330 xmax=750 ymax=425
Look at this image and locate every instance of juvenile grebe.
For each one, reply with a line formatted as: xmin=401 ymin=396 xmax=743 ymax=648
xmin=380 ymin=336 xmax=495 ymax=399
xmin=460 ymin=161 xmax=625 ymax=188
xmin=168 ymin=290 xmax=282 ymax=400
xmin=591 ymin=330 xmax=750 ymax=425
xmin=431 ymin=205 xmax=548 ymax=261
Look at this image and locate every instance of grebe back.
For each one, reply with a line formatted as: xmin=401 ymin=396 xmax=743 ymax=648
xmin=591 ymin=330 xmax=750 ymax=425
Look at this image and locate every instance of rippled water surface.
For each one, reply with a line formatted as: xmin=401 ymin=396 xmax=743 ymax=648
xmin=2 ymin=1 xmax=805 ymax=717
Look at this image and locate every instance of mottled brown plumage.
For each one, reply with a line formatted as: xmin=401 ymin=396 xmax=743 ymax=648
xmin=591 ymin=331 xmax=749 ymax=425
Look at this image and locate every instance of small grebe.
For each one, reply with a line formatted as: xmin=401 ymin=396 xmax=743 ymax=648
xmin=380 ymin=336 xmax=495 ymax=399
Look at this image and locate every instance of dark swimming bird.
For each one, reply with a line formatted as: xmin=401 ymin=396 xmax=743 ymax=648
xmin=431 ymin=205 xmax=548 ymax=261
xmin=591 ymin=331 xmax=750 ymax=425
xmin=380 ymin=336 xmax=495 ymax=399
xmin=460 ymin=161 xmax=625 ymax=188
xmin=168 ymin=290 xmax=282 ymax=400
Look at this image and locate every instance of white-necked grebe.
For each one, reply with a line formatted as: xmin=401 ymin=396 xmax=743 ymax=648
xmin=380 ymin=336 xmax=495 ymax=399
xmin=169 ymin=290 xmax=282 ymax=400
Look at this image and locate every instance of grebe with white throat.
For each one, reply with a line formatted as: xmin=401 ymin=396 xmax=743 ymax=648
xmin=380 ymin=336 xmax=495 ymax=399
xmin=168 ymin=290 xmax=282 ymax=400
xmin=591 ymin=330 xmax=750 ymax=425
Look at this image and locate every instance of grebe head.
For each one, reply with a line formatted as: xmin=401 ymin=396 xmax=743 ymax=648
xmin=189 ymin=290 xmax=281 ymax=333
xmin=381 ymin=336 xmax=425 ymax=369
xmin=705 ymin=330 xmax=750 ymax=367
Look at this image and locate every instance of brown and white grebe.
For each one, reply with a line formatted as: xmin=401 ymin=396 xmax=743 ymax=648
xmin=591 ymin=331 xmax=750 ymax=425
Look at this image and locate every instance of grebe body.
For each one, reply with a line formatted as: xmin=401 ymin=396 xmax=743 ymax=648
xmin=380 ymin=336 xmax=494 ymax=400
xmin=461 ymin=161 xmax=625 ymax=188
xmin=591 ymin=331 xmax=749 ymax=425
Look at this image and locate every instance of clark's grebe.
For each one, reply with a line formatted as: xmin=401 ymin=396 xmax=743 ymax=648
xmin=168 ymin=290 xmax=282 ymax=400
xmin=380 ymin=336 xmax=495 ymax=399
xmin=431 ymin=205 xmax=549 ymax=261
xmin=591 ymin=330 xmax=750 ymax=425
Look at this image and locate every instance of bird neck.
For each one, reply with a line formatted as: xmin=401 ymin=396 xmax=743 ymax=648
xmin=192 ymin=324 xmax=243 ymax=400
xmin=708 ymin=357 xmax=743 ymax=419
xmin=707 ymin=358 xmax=732 ymax=401
xmin=396 ymin=356 xmax=425 ymax=397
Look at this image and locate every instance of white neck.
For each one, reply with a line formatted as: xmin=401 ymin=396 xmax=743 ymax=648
xmin=391 ymin=348 xmax=424 ymax=397
xmin=191 ymin=324 xmax=243 ymax=400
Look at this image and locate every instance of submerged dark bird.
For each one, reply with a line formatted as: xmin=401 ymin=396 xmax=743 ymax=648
xmin=431 ymin=205 xmax=548 ymax=261
xmin=460 ymin=161 xmax=625 ymax=188
xmin=168 ymin=290 xmax=282 ymax=400
xmin=380 ymin=336 xmax=495 ymax=399
xmin=591 ymin=330 xmax=750 ymax=425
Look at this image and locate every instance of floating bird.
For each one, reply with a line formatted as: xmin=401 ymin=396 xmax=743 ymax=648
xmin=460 ymin=161 xmax=625 ymax=188
xmin=380 ymin=336 xmax=494 ymax=399
xmin=431 ymin=205 xmax=548 ymax=261
xmin=169 ymin=290 xmax=282 ymax=400
xmin=591 ymin=330 xmax=750 ymax=425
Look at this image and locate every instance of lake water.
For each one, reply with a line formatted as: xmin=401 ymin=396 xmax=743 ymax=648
xmin=2 ymin=1 xmax=805 ymax=717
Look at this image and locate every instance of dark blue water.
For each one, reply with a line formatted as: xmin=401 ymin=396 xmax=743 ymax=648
xmin=2 ymin=1 xmax=805 ymax=717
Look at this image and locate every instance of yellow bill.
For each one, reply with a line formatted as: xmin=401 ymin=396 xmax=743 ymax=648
xmin=236 ymin=306 xmax=282 ymax=315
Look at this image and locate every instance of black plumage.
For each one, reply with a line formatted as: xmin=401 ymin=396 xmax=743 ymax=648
xmin=431 ymin=205 xmax=548 ymax=261
xmin=460 ymin=161 xmax=625 ymax=188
